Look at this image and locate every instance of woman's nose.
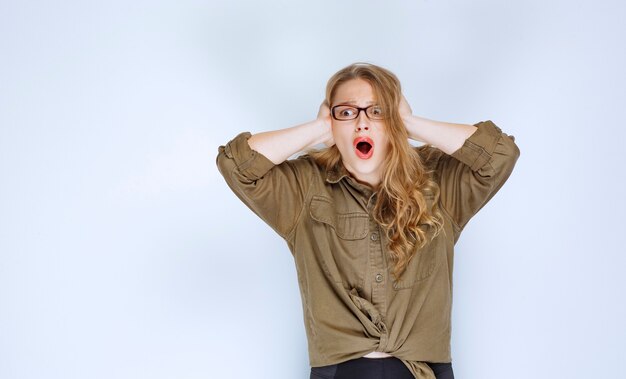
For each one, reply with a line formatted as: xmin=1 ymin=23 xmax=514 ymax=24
xmin=355 ymin=112 xmax=370 ymax=131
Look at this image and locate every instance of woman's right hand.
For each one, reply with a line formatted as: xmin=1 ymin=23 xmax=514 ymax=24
xmin=317 ymin=100 xmax=335 ymax=147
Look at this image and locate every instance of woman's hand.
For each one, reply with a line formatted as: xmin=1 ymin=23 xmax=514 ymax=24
xmin=398 ymin=93 xmax=413 ymax=121
xmin=317 ymin=100 xmax=335 ymax=147
xmin=399 ymin=94 xmax=428 ymax=144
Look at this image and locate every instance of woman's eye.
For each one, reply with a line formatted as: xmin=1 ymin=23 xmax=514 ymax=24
xmin=372 ymin=107 xmax=382 ymax=115
xmin=341 ymin=109 xmax=355 ymax=116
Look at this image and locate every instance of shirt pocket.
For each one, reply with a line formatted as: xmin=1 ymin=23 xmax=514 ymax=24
xmin=309 ymin=195 xmax=370 ymax=285
xmin=392 ymin=194 xmax=441 ymax=290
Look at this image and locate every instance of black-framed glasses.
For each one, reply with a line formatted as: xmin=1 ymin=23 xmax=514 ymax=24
xmin=330 ymin=104 xmax=385 ymax=121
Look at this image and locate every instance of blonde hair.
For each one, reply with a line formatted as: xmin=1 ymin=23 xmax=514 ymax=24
xmin=305 ymin=62 xmax=445 ymax=282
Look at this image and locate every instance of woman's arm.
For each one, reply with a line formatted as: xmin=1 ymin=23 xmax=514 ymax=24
xmin=248 ymin=101 xmax=334 ymax=164
xmin=399 ymin=94 xmax=477 ymax=155
xmin=399 ymin=94 xmax=520 ymax=233
xmin=215 ymin=101 xmax=335 ymax=241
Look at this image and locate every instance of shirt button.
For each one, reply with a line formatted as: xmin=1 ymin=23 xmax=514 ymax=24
xmin=375 ymin=273 xmax=384 ymax=283
xmin=370 ymin=233 xmax=379 ymax=241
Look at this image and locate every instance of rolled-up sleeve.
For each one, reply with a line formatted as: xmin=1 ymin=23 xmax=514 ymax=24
xmin=438 ymin=120 xmax=520 ymax=232
xmin=218 ymin=132 xmax=276 ymax=181
xmin=216 ymin=132 xmax=313 ymax=241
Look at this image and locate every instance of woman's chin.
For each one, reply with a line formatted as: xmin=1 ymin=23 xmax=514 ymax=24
xmin=343 ymin=159 xmax=382 ymax=179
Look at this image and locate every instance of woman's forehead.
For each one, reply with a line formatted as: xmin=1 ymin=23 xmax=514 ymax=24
xmin=333 ymin=79 xmax=378 ymax=104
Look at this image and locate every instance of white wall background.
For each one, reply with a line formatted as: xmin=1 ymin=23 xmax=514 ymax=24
xmin=1 ymin=0 xmax=624 ymax=378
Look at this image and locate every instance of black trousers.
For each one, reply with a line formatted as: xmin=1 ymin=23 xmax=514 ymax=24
xmin=310 ymin=356 xmax=454 ymax=379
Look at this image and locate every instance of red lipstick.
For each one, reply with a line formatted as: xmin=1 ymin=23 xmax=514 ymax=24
xmin=353 ymin=137 xmax=374 ymax=159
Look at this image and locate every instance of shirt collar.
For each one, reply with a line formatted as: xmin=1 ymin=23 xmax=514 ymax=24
xmin=325 ymin=162 xmax=349 ymax=184
xmin=325 ymin=161 xmax=376 ymax=200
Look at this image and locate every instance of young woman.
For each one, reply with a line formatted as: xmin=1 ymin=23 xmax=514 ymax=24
xmin=216 ymin=62 xmax=520 ymax=379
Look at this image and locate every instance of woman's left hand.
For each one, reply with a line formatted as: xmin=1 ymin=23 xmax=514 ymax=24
xmin=399 ymin=94 xmax=427 ymax=143
xmin=398 ymin=93 xmax=413 ymax=121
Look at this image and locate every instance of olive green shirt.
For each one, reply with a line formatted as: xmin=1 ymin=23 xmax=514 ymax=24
xmin=216 ymin=120 xmax=520 ymax=379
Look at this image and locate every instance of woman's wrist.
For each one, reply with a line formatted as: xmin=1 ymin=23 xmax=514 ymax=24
xmin=302 ymin=118 xmax=332 ymax=149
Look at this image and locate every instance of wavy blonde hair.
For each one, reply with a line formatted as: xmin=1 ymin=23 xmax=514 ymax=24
xmin=305 ymin=62 xmax=445 ymax=282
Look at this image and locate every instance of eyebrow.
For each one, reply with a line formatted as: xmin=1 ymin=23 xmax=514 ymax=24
xmin=338 ymin=100 xmax=376 ymax=105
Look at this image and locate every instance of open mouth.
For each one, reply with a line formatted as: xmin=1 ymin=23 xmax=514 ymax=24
xmin=353 ymin=137 xmax=374 ymax=159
